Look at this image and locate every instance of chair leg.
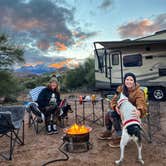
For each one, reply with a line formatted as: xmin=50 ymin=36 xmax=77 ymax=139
xmin=9 ymin=131 xmax=13 ymax=160
xmin=28 ymin=112 xmax=32 ymax=128
xmin=146 ymin=113 xmax=152 ymax=143
xmin=2 ymin=131 xmax=17 ymax=160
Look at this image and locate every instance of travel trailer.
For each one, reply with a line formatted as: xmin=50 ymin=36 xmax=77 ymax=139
xmin=94 ymin=30 xmax=166 ymax=101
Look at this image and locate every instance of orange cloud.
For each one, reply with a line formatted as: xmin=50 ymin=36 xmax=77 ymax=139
xmin=55 ymin=33 xmax=69 ymax=40
xmin=49 ymin=59 xmax=79 ymax=69
xmin=49 ymin=60 xmax=68 ymax=69
xmin=55 ymin=42 xmax=67 ymax=51
xmin=140 ymin=19 xmax=153 ymax=26
xmin=118 ymin=19 xmax=157 ymax=38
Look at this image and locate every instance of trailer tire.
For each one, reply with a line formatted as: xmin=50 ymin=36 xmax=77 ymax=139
xmin=152 ymin=87 xmax=165 ymax=101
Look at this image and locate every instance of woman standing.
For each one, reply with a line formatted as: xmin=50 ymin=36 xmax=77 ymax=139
xmin=98 ymin=72 xmax=147 ymax=147
xmin=37 ymin=76 xmax=61 ymax=134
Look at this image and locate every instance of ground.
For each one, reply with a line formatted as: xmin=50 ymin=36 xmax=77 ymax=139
xmin=0 ymin=93 xmax=166 ymax=166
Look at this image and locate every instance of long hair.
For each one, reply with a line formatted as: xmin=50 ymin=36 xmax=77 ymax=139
xmin=123 ymin=85 xmax=129 ymax=97
xmin=47 ymin=82 xmax=59 ymax=93
xmin=123 ymin=72 xmax=136 ymax=97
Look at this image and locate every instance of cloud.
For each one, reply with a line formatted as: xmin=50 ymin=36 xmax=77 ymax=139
xmin=98 ymin=0 xmax=112 ymax=10
xmin=37 ymin=39 xmax=50 ymax=50
xmin=24 ymin=50 xmax=66 ymax=64
xmin=49 ymin=58 xmax=79 ymax=69
xmin=0 ymin=0 xmax=98 ymax=64
xmin=55 ymin=33 xmax=69 ymax=41
xmin=0 ymin=0 xmax=75 ymax=45
xmin=55 ymin=42 xmax=67 ymax=51
xmin=73 ymin=28 xmax=98 ymax=40
xmin=118 ymin=13 xmax=166 ymax=39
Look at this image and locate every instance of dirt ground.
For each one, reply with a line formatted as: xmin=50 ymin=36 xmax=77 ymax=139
xmin=0 ymin=93 xmax=166 ymax=166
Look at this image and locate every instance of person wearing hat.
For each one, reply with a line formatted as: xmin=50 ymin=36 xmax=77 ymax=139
xmin=98 ymin=72 xmax=147 ymax=147
xmin=37 ymin=76 xmax=61 ymax=134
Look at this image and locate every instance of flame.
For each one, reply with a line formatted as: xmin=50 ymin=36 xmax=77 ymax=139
xmin=65 ymin=123 xmax=91 ymax=135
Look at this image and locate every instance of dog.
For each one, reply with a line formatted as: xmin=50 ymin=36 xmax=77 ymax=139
xmin=115 ymin=93 xmax=144 ymax=165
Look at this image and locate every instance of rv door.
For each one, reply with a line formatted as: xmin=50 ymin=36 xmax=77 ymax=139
xmin=106 ymin=51 xmax=123 ymax=85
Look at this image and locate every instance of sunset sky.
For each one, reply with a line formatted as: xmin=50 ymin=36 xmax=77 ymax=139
xmin=0 ymin=0 xmax=166 ymax=67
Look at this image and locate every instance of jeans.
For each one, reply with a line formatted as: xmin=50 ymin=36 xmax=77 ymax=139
xmin=105 ymin=110 xmax=122 ymax=136
xmin=40 ymin=104 xmax=59 ymax=126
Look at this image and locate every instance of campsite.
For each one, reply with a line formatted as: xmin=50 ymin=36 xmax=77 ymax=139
xmin=0 ymin=1 xmax=166 ymax=166
xmin=0 ymin=92 xmax=166 ymax=166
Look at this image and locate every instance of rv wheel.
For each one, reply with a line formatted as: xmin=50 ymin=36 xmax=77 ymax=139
xmin=152 ymin=87 xmax=165 ymax=101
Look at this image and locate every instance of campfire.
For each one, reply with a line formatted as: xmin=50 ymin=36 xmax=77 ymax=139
xmin=63 ymin=124 xmax=92 ymax=153
xmin=64 ymin=123 xmax=91 ymax=135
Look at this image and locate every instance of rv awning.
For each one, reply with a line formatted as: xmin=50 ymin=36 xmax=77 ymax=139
xmin=94 ymin=40 xmax=166 ymax=49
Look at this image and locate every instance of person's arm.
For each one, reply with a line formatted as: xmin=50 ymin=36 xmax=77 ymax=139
xmin=37 ymin=88 xmax=49 ymax=108
xmin=110 ymin=86 xmax=122 ymax=110
xmin=135 ymin=89 xmax=147 ymax=118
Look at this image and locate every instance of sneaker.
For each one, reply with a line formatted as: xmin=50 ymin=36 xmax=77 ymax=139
xmin=108 ymin=137 xmax=121 ymax=148
xmin=98 ymin=130 xmax=112 ymax=140
xmin=52 ymin=124 xmax=58 ymax=134
xmin=46 ymin=125 xmax=53 ymax=135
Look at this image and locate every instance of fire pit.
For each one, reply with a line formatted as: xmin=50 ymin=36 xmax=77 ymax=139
xmin=63 ymin=123 xmax=92 ymax=153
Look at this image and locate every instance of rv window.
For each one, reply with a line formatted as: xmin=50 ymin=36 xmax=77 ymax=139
xmin=123 ymin=54 xmax=142 ymax=67
xmin=112 ymin=54 xmax=119 ymax=65
xmin=145 ymin=56 xmax=153 ymax=59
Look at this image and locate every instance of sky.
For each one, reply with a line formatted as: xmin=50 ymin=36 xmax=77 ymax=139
xmin=0 ymin=0 xmax=166 ymax=68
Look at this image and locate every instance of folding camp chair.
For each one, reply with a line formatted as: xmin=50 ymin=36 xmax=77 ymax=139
xmin=0 ymin=106 xmax=25 ymax=160
xmin=140 ymin=87 xmax=161 ymax=143
xmin=27 ymin=86 xmax=72 ymax=134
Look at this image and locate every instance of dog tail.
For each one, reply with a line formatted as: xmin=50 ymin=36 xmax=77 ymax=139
xmin=126 ymin=124 xmax=141 ymax=143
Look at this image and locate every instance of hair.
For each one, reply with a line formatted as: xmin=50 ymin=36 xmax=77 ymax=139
xmin=47 ymin=83 xmax=59 ymax=93
xmin=123 ymin=72 xmax=136 ymax=97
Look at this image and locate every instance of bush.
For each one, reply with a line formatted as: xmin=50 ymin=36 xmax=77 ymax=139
xmin=0 ymin=71 xmax=22 ymax=100
xmin=63 ymin=58 xmax=95 ymax=90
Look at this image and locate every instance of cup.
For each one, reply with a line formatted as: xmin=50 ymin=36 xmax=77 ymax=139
xmin=91 ymin=94 xmax=96 ymax=103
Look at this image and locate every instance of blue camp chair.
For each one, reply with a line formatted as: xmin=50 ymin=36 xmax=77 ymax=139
xmin=0 ymin=105 xmax=25 ymax=160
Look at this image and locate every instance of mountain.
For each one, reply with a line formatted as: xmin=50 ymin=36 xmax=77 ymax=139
xmin=15 ymin=64 xmax=57 ymax=75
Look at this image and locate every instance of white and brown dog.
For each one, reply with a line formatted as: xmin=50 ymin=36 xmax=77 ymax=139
xmin=115 ymin=93 xmax=144 ymax=165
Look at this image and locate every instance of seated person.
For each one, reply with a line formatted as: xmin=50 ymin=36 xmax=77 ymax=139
xmin=98 ymin=72 xmax=147 ymax=147
xmin=37 ymin=76 xmax=61 ymax=134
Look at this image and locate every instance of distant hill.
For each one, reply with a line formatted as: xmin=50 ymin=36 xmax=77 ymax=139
xmin=15 ymin=64 xmax=58 ymax=75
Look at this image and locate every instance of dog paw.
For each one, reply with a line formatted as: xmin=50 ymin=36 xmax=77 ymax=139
xmin=115 ymin=160 xmax=122 ymax=165
xmin=138 ymin=159 xmax=144 ymax=165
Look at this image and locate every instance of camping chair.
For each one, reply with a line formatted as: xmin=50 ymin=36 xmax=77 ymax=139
xmin=140 ymin=87 xmax=161 ymax=143
xmin=0 ymin=105 xmax=25 ymax=160
xmin=139 ymin=87 xmax=152 ymax=143
xmin=27 ymin=86 xmax=72 ymax=134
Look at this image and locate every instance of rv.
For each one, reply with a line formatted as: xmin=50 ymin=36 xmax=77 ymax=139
xmin=94 ymin=30 xmax=166 ymax=101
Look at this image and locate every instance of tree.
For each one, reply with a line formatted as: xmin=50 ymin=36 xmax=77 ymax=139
xmin=63 ymin=57 xmax=95 ymax=90
xmin=0 ymin=34 xmax=24 ymax=69
xmin=0 ymin=34 xmax=24 ymax=100
xmin=84 ymin=58 xmax=95 ymax=87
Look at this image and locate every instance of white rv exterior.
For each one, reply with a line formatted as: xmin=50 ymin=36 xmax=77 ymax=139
xmin=94 ymin=30 xmax=166 ymax=101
